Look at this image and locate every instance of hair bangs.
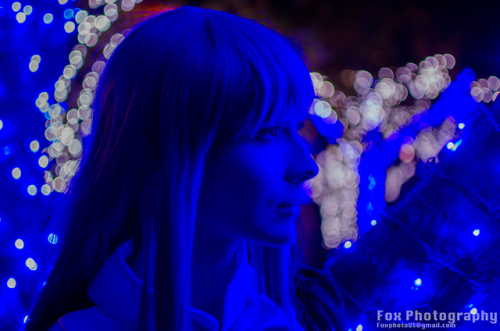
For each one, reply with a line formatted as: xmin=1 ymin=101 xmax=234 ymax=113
xmin=207 ymin=10 xmax=315 ymax=144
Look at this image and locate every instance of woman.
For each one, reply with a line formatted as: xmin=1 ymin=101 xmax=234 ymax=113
xmin=25 ymin=4 xmax=347 ymax=331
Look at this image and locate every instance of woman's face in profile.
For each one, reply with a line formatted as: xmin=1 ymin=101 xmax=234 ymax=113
xmin=197 ymin=115 xmax=319 ymax=246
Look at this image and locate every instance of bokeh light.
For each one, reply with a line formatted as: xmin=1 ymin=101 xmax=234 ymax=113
xmin=43 ymin=13 xmax=53 ymax=24
xmin=12 ymin=2 xmax=21 ymax=12
xmin=15 ymin=239 xmax=24 ymax=249
xmin=41 ymin=184 xmax=52 ymax=196
xmin=63 ymin=8 xmax=74 ymax=19
xmin=30 ymin=140 xmax=40 ymax=152
xmin=7 ymin=278 xmax=16 ymax=288
xmin=16 ymin=12 xmax=26 ymax=23
xmin=12 ymin=167 xmax=21 ymax=179
xmin=48 ymin=233 xmax=58 ymax=244
xmin=25 ymin=258 xmax=37 ymax=271
xmin=27 ymin=185 xmax=37 ymax=196
xmin=23 ymin=5 xmax=33 ymax=15
xmin=64 ymin=21 xmax=76 ymax=33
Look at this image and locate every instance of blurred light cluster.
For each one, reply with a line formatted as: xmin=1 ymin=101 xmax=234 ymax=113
xmin=305 ymin=54 xmax=482 ymax=248
xmin=309 ymin=141 xmax=362 ymax=248
xmin=37 ymin=0 xmax=134 ymax=194
xmin=469 ymin=76 xmax=500 ymax=103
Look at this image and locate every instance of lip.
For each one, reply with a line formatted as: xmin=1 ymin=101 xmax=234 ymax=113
xmin=275 ymin=204 xmax=301 ymax=218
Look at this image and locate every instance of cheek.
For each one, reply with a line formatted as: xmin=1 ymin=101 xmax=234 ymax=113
xmin=198 ymin=144 xmax=295 ymax=245
xmin=199 ymin=150 xmax=277 ymax=235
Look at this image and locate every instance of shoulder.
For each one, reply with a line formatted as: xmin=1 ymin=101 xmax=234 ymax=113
xmin=50 ymin=306 xmax=136 ymax=331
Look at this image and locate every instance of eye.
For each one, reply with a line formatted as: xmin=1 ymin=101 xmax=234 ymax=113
xmin=255 ymin=126 xmax=282 ymax=140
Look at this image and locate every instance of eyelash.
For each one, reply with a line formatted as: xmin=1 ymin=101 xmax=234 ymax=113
xmin=255 ymin=122 xmax=305 ymax=141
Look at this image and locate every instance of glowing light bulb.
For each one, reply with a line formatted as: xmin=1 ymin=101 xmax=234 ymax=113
xmin=12 ymin=167 xmax=21 ymax=179
xmin=15 ymin=239 xmax=24 ymax=249
xmin=30 ymin=140 xmax=40 ymax=152
xmin=44 ymin=13 xmax=53 ymax=24
xmin=26 ymin=258 xmax=37 ymax=270
xmin=7 ymin=278 xmax=16 ymax=288
xmin=28 ymin=185 xmax=37 ymax=196
xmin=48 ymin=233 xmax=58 ymax=244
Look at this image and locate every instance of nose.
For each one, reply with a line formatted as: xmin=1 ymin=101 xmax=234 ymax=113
xmin=285 ymin=133 xmax=319 ymax=185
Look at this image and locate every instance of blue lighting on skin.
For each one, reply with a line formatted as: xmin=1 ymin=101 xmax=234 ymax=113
xmin=344 ymin=241 xmax=352 ymax=249
xmin=458 ymin=123 xmax=465 ymax=129
xmin=414 ymin=278 xmax=422 ymax=286
xmin=473 ymin=229 xmax=480 ymax=236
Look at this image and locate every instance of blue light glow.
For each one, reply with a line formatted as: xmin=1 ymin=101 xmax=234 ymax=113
xmin=7 ymin=278 xmax=16 ymax=288
xmin=471 ymin=308 xmax=477 ymax=314
xmin=446 ymin=142 xmax=454 ymax=149
xmin=30 ymin=140 xmax=39 ymax=152
xmin=344 ymin=241 xmax=352 ymax=249
xmin=451 ymin=139 xmax=462 ymax=151
xmin=48 ymin=233 xmax=58 ymax=244
xmin=24 ymin=315 xmax=29 ymax=323
xmin=28 ymin=185 xmax=37 ymax=196
xmin=63 ymin=8 xmax=73 ymax=19
xmin=473 ymin=229 xmax=480 ymax=236
xmin=414 ymin=278 xmax=422 ymax=286
xmin=26 ymin=258 xmax=37 ymax=270
xmin=43 ymin=13 xmax=53 ymax=24
xmin=371 ymin=220 xmax=377 ymax=226
xmin=15 ymin=239 xmax=24 ymax=249
xmin=458 ymin=123 xmax=465 ymax=129
xmin=12 ymin=167 xmax=21 ymax=179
